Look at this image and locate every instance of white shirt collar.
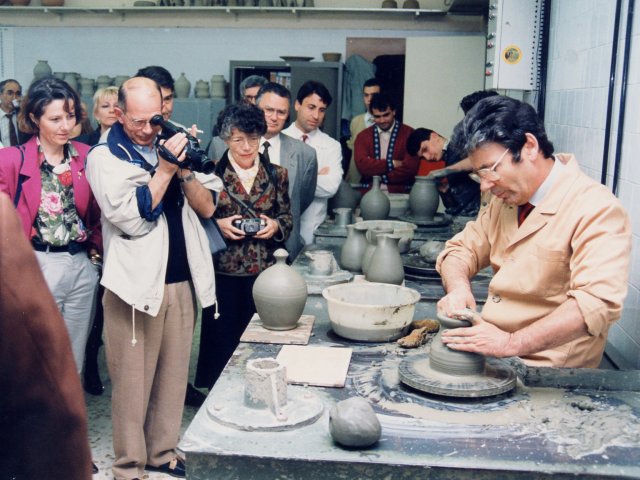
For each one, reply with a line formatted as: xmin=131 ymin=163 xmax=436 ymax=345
xmin=376 ymin=120 xmax=395 ymax=136
xmin=529 ymin=155 xmax=564 ymax=206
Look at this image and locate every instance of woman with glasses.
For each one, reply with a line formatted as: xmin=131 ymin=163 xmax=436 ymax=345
xmin=194 ymin=102 xmax=293 ymax=390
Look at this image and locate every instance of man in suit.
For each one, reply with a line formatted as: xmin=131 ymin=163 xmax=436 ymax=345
xmin=256 ymin=82 xmax=318 ymax=261
xmin=0 ymin=193 xmax=93 ymax=479
xmin=0 ymin=78 xmax=28 ymax=146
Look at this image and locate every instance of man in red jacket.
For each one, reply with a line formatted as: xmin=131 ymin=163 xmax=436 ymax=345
xmin=353 ymin=93 xmax=419 ymax=193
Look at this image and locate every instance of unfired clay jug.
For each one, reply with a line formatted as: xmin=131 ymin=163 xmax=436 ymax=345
xmin=408 ymin=176 xmax=439 ymax=221
xmin=361 ymin=226 xmax=393 ymax=275
xmin=33 ymin=60 xmax=52 ymax=81
xmin=63 ymin=73 xmax=78 ymax=93
xmin=360 ymin=176 xmax=390 ymax=221
xmin=210 ymin=75 xmax=226 ymax=98
xmin=365 ymin=234 xmax=404 ymax=285
xmin=195 ymin=80 xmax=210 ymax=98
xmin=328 ymin=180 xmax=361 ymax=213
xmin=333 ymin=208 xmax=353 ymax=227
xmin=174 ymin=73 xmax=191 ymax=99
xmin=253 ymin=249 xmax=308 ymax=330
xmin=340 ymin=224 xmax=368 ymax=273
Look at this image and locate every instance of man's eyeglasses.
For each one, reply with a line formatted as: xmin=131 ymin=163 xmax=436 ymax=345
xmin=469 ymin=148 xmax=509 ymax=184
xmin=229 ymin=135 xmax=261 ymax=147
xmin=124 ymin=114 xmax=157 ymax=130
xmin=262 ymin=107 xmax=289 ymax=118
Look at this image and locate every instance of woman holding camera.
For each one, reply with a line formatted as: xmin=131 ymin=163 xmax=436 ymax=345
xmin=194 ymin=102 xmax=293 ymax=390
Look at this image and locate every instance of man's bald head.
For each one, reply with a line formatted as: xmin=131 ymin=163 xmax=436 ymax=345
xmin=118 ymin=77 xmax=162 ymax=113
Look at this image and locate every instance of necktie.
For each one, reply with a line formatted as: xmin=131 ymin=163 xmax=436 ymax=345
xmin=8 ymin=112 xmax=18 ymax=146
xmin=301 ymin=134 xmax=308 ymax=144
xmin=262 ymin=141 xmax=271 ymax=163
xmin=517 ymin=202 xmax=534 ymax=226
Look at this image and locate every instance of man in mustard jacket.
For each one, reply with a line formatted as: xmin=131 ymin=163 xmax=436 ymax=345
xmin=436 ymin=96 xmax=631 ymax=368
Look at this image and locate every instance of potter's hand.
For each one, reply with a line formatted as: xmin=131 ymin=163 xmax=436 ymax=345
xmin=217 ymin=215 xmax=245 ymax=241
xmin=426 ymin=167 xmax=453 ymax=180
xmin=441 ymin=309 xmax=517 ymax=358
xmin=254 ymin=214 xmax=279 ymax=240
xmin=437 ymin=286 xmax=477 ymax=317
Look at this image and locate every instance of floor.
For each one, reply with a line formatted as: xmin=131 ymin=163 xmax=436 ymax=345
xmin=87 ymin=317 xmax=203 ymax=480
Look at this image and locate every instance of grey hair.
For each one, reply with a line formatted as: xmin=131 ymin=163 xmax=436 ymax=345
xmin=239 ymin=75 xmax=268 ymax=97
xmin=217 ymin=103 xmax=267 ymax=140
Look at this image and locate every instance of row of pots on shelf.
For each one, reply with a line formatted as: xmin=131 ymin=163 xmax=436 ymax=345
xmin=8 ymin=1 xmax=65 ymax=6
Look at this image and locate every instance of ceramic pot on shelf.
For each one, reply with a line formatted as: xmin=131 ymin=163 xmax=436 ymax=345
xmin=359 ymin=176 xmax=390 ymax=220
xmin=252 ymin=249 xmax=308 ymax=331
xmin=365 ymin=234 xmax=404 ymax=285
xmin=41 ymin=0 xmax=64 ymax=5
xmin=210 ymin=75 xmax=226 ymax=98
xmin=96 ymin=75 xmax=112 ymax=89
xmin=195 ymin=80 xmax=210 ymax=98
xmin=10 ymin=0 xmax=32 ymax=6
xmin=408 ymin=175 xmax=439 ymax=221
xmin=402 ymin=0 xmax=419 ymax=8
xmin=33 ymin=60 xmax=53 ymax=81
xmin=63 ymin=72 xmax=78 ymax=93
xmin=340 ymin=224 xmax=368 ymax=273
xmin=361 ymin=226 xmax=394 ymax=275
xmin=174 ymin=73 xmax=191 ymax=99
xmin=381 ymin=0 xmax=397 ymax=7
xmin=79 ymin=78 xmax=96 ymax=97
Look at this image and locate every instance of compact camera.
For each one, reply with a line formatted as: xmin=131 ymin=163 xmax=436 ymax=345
xmin=150 ymin=114 xmax=215 ymax=174
xmin=232 ymin=218 xmax=266 ymax=235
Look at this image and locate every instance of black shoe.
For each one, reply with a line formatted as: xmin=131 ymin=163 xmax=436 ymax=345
xmin=184 ymin=383 xmax=206 ymax=408
xmin=92 ymin=462 xmax=98 ymax=474
xmin=145 ymin=458 xmax=185 ymax=478
xmin=83 ymin=367 xmax=104 ymax=396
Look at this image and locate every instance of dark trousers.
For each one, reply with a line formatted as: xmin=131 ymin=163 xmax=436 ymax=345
xmin=194 ymin=273 xmax=257 ymax=390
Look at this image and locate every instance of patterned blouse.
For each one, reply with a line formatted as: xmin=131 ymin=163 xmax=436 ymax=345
xmin=214 ymin=152 xmax=293 ymax=276
xmin=33 ymin=141 xmax=89 ymax=246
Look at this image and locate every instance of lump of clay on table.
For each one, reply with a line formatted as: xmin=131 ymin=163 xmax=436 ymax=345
xmin=329 ymin=397 xmax=381 ymax=448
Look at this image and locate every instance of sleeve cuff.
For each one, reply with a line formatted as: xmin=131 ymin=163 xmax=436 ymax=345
xmin=136 ymin=185 xmax=163 ymax=221
xmin=567 ymin=289 xmax=611 ymax=337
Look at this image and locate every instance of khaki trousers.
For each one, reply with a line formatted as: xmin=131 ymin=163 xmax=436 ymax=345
xmin=104 ymin=282 xmax=194 ymax=480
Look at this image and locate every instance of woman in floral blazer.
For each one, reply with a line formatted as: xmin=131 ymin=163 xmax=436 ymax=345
xmin=0 ymin=77 xmax=101 ymax=375
xmin=195 ymin=103 xmax=293 ymax=389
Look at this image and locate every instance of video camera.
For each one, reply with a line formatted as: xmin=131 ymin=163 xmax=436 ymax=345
xmin=150 ymin=114 xmax=215 ymax=174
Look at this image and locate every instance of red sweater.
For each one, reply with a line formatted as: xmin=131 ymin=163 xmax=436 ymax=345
xmin=353 ymin=123 xmax=420 ymax=193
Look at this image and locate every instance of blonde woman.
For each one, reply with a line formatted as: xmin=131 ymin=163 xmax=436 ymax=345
xmin=76 ymin=86 xmax=119 ymax=146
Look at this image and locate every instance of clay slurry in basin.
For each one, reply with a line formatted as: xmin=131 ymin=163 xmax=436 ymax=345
xmin=322 ymin=283 xmax=420 ymax=342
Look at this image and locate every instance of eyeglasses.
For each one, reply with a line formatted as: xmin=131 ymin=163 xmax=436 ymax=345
xmin=469 ymin=148 xmax=509 ymax=184
xmin=228 ymin=135 xmax=261 ymax=147
xmin=124 ymin=114 xmax=157 ymax=130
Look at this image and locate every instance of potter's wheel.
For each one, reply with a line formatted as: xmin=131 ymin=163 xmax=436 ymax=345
xmin=397 ymin=212 xmax=451 ymax=228
xmin=206 ymin=385 xmax=324 ymax=432
xmin=399 ymin=355 xmax=517 ymax=398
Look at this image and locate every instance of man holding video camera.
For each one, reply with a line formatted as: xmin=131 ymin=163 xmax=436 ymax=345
xmin=86 ymin=77 xmax=222 ymax=480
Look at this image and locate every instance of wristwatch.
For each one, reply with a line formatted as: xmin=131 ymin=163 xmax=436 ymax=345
xmin=179 ymin=172 xmax=196 ymax=183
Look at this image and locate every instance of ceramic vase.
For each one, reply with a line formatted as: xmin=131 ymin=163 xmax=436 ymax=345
xmin=210 ymin=75 xmax=226 ymax=98
xmin=63 ymin=72 xmax=78 ymax=93
xmin=381 ymin=0 xmax=397 ymax=7
xmin=33 ymin=60 xmax=52 ymax=81
xmin=96 ymin=75 xmax=112 ymax=89
xmin=41 ymin=0 xmax=64 ymax=5
xmin=328 ymin=180 xmax=361 ymax=214
xmin=365 ymin=234 xmax=404 ymax=285
xmin=175 ymin=73 xmax=191 ymax=99
xmin=361 ymin=226 xmax=393 ymax=275
xmin=79 ymin=78 xmax=95 ymax=97
xmin=429 ymin=313 xmax=485 ymax=376
xmin=253 ymin=248 xmax=308 ymax=331
xmin=10 ymin=0 xmax=32 ymax=6
xmin=408 ymin=176 xmax=439 ymax=221
xmin=340 ymin=225 xmax=368 ymax=273
xmin=360 ymin=176 xmax=390 ymax=221
xmin=195 ymin=80 xmax=210 ymax=98
xmin=402 ymin=0 xmax=419 ymax=7
xmin=113 ymin=75 xmax=129 ymax=88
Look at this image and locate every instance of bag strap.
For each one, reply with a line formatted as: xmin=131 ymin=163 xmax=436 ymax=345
xmin=13 ymin=146 xmax=26 ymax=208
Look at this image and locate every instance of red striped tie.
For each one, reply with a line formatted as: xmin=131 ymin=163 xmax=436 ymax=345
xmin=301 ymin=134 xmax=308 ymax=143
xmin=517 ymin=202 xmax=534 ymax=226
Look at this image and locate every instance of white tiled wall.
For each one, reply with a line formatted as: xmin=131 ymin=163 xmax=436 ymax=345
xmin=545 ymin=0 xmax=639 ymax=368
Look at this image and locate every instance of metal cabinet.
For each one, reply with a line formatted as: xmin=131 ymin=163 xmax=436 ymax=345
xmin=230 ymin=60 xmax=343 ymax=139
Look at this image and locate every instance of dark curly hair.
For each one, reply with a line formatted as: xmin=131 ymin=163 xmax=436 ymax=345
xmin=18 ymin=77 xmax=82 ymax=135
xmin=456 ymin=96 xmax=554 ymax=162
xmin=217 ymin=102 xmax=267 ymax=140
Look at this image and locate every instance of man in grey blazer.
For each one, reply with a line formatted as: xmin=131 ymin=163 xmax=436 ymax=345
xmin=256 ymin=82 xmax=318 ymax=261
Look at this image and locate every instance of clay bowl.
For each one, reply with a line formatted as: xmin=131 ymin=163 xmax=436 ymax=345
xmin=322 ymin=283 xmax=420 ymax=342
xmin=322 ymin=52 xmax=342 ymax=62
xmin=355 ymin=219 xmax=417 ymax=253
xmin=384 ymin=192 xmax=409 ymax=218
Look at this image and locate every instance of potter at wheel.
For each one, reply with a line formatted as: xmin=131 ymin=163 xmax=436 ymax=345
xmin=398 ymin=313 xmax=517 ymax=398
